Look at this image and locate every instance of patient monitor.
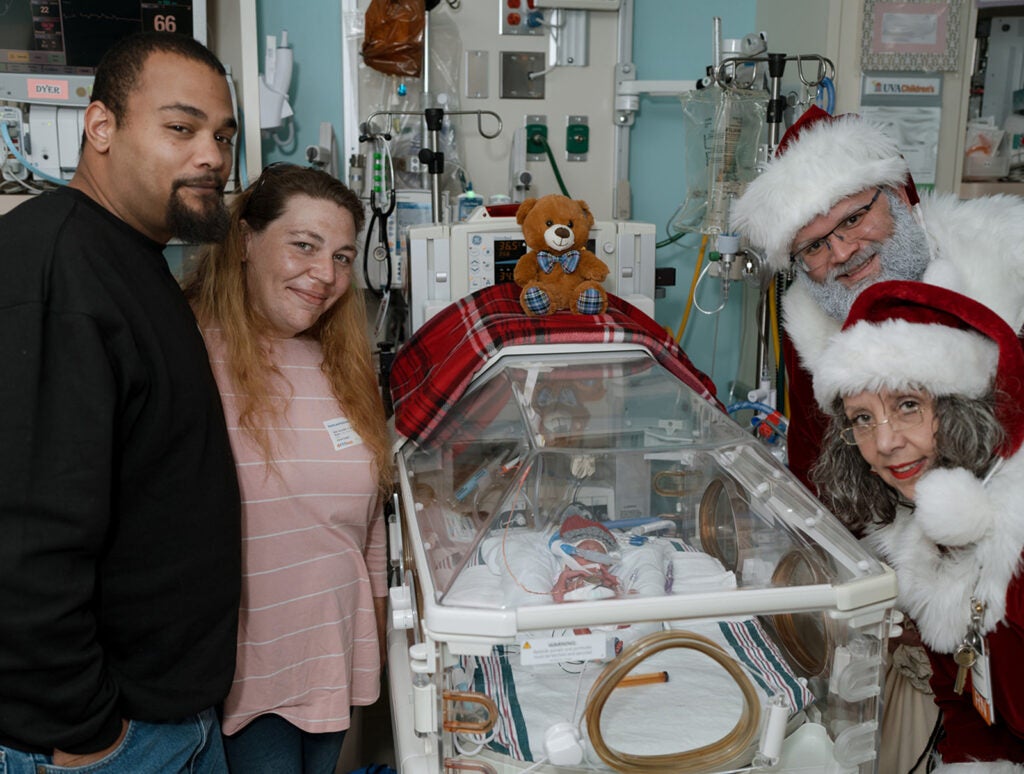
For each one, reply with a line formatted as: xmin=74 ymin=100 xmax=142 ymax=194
xmin=406 ymin=209 xmax=657 ymax=332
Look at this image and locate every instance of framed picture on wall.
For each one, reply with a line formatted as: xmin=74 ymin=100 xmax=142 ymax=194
xmin=861 ymin=0 xmax=964 ymax=72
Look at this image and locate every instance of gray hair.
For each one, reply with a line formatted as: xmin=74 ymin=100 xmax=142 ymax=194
xmin=811 ymin=391 xmax=1004 ymax=534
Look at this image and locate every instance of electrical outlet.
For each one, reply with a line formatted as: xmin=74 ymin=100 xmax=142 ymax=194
xmin=566 ymin=115 xmax=588 ymax=161
xmin=525 ymin=114 xmax=547 ymax=160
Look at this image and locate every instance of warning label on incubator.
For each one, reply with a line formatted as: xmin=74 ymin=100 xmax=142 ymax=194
xmin=517 ymin=632 xmax=606 ymax=665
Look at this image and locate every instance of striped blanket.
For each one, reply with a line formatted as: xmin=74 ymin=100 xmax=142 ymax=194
xmin=461 ymin=617 xmax=814 ymax=765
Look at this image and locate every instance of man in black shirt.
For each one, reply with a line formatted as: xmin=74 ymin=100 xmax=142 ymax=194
xmin=0 ymin=32 xmax=241 ymax=772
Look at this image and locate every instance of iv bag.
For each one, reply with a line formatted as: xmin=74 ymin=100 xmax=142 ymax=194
xmin=677 ymin=88 xmax=765 ymax=237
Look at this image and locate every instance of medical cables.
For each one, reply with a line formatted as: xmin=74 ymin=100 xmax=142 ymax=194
xmin=816 ymin=76 xmax=836 ymax=115
xmin=674 ymin=234 xmax=709 ymax=343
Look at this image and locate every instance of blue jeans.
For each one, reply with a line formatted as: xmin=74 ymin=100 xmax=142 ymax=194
xmin=0 ymin=708 xmax=227 ymax=774
xmin=222 ymin=714 xmax=345 ymax=774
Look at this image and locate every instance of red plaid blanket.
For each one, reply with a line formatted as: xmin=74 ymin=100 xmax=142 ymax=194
xmin=390 ymin=284 xmax=721 ymax=444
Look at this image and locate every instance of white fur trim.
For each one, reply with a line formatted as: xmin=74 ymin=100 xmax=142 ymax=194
xmin=780 ymin=281 xmax=841 ymax=370
xmin=920 ymin=193 xmax=1024 ymax=332
xmin=730 ymin=115 xmax=909 ymax=271
xmin=866 ymin=449 xmax=1024 ymax=654
xmin=915 ymin=468 xmax=994 ymax=547
xmin=811 ymin=318 xmax=998 ymax=409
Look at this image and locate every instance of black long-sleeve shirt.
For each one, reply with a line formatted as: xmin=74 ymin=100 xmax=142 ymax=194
xmin=0 ymin=187 xmax=241 ymax=754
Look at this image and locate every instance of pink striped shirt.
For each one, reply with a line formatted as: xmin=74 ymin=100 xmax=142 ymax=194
xmin=204 ymin=329 xmax=387 ymax=735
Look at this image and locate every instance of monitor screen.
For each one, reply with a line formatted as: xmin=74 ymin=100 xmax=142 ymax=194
xmin=0 ymin=1 xmax=205 ymax=106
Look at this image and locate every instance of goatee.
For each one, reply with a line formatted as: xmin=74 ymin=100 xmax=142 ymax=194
xmin=167 ymin=178 xmax=231 ymax=243
xmin=800 ymin=190 xmax=931 ymax=320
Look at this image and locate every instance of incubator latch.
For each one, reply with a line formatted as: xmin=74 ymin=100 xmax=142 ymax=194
xmin=390 ymin=585 xmax=414 ymax=630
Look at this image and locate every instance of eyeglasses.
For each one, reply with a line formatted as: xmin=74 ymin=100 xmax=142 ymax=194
xmin=250 ymin=161 xmax=295 ymax=192
xmin=241 ymin=162 xmax=300 ymax=217
xmin=791 ymin=187 xmax=884 ymax=273
xmin=840 ymin=403 xmax=925 ymax=445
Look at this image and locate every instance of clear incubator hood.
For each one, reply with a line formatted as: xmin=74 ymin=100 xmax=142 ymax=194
xmin=387 ymin=330 xmax=897 ymax=774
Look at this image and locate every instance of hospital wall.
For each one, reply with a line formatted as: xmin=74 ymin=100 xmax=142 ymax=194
xmin=253 ymin=0 xmax=760 ymax=399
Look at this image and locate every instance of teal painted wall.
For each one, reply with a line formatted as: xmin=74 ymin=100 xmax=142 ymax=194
xmin=254 ymin=0 xmax=759 ymax=398
xmin=630 ymin=0 xmax=758 ymax=401
xmin=255 ymin=2 xmax=346 ymax=165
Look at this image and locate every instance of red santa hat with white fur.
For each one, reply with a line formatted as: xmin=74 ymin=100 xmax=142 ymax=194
xmin=813 ymin=281 xmax=1024 ymax=666
xmin=812 ymin=280 xmax=1024 ymax=458
xmin=729 ymin=106 xmax=920 ymax=272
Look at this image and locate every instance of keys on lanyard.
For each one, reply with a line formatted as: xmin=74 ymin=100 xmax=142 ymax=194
xmin=953 ymin=598 xmax=987 ymax=695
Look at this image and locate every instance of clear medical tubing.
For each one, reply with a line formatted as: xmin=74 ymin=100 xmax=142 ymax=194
xmin=584 ymin=630 xmax=761 ymax=772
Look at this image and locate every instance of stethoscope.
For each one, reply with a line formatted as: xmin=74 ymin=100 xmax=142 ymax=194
xmin=363 ymin=186 xmax=396 ymax=298
xmin=360 ymin=131 xmax=397 ymax=298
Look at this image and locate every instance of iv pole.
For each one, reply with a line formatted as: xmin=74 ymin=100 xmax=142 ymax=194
xmin=361 ymin=9 xmax=502 ymax=225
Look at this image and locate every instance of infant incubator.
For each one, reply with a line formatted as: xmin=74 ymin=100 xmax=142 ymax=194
xmin=385 ymin=286 xmax=898 ymax=774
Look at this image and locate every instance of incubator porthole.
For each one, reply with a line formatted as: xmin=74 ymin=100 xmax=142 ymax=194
xmin=769 ymin=548 xmax=834 ymax=678
xmin=698 ymin=476 xmax=742 ymax=574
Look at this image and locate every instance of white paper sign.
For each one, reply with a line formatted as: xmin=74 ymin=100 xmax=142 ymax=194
xmin=518 ymin=632 xmax=607 ymax=665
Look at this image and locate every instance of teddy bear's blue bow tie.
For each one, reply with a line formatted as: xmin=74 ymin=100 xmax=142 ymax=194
xmin=537 ymin=249 xmax=581 ymax=274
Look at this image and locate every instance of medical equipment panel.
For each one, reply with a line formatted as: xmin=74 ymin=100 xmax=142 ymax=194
xmin=406 ymin=212 xmax=656 ymax=333
xmin=388 ymin=344 xmax=897 ymax=773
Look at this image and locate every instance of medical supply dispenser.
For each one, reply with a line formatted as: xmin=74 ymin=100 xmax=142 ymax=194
xmin=386 ymin=297 xmax=897 ymax=773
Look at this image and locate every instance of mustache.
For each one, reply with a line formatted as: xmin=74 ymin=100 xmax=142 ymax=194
xmin=824 ymin=241 xmax=883 ymax=283
xmin=172 ymin=175 xmax=225 ymax=194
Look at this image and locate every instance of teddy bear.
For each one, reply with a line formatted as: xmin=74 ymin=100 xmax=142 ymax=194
xmin=513 ymin=194 xmax=610 ymax=316
xmin=531 ymin=375 xmax=607 ymax=445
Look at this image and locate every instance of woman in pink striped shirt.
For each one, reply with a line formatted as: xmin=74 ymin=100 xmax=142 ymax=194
xmin=184 ymin=164 xmax=393 ymax=774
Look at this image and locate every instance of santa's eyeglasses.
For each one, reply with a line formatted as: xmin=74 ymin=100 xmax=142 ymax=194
xmin=790 ymin=187 xmax=884 ymax=273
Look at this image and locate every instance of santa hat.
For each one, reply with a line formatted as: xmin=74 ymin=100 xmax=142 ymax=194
xmin=730 ymin=106 xmax=919 ymax=272
xmin=812 ymin=281 xmax=1024 ymax=458
xmin=559 ymin=514 xmax=617 ymax=553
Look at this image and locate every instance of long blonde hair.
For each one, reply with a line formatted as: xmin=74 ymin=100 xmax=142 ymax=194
xmin=183 ymin=164 xmax=393 ymax=493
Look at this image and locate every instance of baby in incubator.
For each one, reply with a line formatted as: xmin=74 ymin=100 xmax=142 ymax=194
xmin=549 ymin=514 xmax=623 ymax=602
xmin=476 ymin=507 xmax=737 ymax=609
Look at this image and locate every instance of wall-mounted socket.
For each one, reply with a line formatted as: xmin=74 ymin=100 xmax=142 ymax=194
xmin=501 ymin=51 xmax=545 ymax=99
xmin=566 ymin=115 xmax=588 ymax=161
xmin=525 ymin=114 xmax=547 ymax=161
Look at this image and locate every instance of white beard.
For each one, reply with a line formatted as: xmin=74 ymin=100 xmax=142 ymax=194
xmin=799 ymin=191 xmax=932 ymax=321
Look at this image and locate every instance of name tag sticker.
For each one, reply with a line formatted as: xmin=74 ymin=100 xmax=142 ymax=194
xmin=324 ymin=417 xmax=362 ymax=450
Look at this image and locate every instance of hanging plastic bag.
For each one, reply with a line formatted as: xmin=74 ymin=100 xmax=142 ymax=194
xmin=361 ymin=0 xmax=425 ymax=78
xmin=674 ymin=87 xmax=765 ymax=237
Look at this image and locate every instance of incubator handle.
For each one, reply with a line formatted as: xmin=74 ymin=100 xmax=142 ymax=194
xmin=442 ymin=690 xmax=499 ymax=733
